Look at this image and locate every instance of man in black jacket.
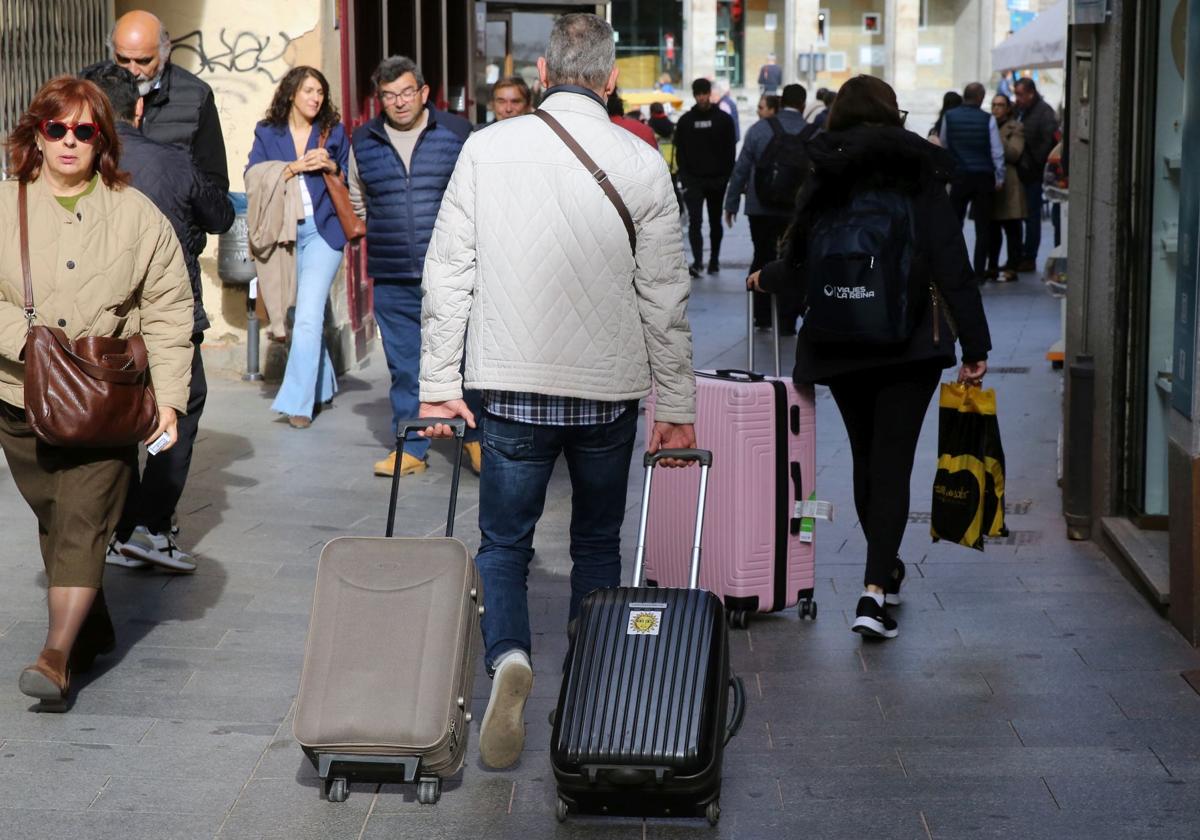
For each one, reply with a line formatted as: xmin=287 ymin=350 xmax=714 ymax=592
xmin=84 ymin=63 xmax=234 ymax=573
xmin=1014 ymin=78 xmax=1059 ymax=272
xmin=105 ymin=11 xmax=228 ymax=195
xmin=675 ymin=78 xmax=736 ymax=276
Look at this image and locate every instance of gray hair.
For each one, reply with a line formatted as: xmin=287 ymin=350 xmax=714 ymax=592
xmin=545 ymin=13 xmax=615 ymax=89
xmin=106 ymin=16 xmax=172 ymax=63
xmin=372 ymin=56 xmax=425 ymax=91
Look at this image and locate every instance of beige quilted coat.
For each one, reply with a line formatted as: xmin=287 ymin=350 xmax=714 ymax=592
xmin=0 ymin=177 xmax=194 ymax=413
xmin=420 ymin=91 xmax=696 ymax=424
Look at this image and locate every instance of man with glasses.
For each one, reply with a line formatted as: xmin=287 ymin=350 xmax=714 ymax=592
xmin=91 ymin=10 xmax=228 ymax=195
xmin=348 ymin=56 xmax=480 ymax=479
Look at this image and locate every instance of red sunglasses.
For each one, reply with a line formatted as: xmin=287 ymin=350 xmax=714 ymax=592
xmin=38 ymin=120 xmax=100 ymax=144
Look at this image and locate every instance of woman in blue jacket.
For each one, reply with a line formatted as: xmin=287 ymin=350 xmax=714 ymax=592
xmin=247 ymin=66 xmax=349 ymax=428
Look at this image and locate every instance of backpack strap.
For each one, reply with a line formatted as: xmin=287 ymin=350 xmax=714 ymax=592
xmin=534 ymin=109 xmax=637 ymax=256
xmin=766 ymin=116 xmax=784 ymax=139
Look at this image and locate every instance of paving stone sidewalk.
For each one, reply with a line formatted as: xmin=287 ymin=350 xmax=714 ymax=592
xmin=1 ymin=219 xmax=1199 ymax=840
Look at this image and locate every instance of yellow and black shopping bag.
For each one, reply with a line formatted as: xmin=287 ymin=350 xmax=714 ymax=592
xmin=930 ymin=383 xmax=1007 ymax=550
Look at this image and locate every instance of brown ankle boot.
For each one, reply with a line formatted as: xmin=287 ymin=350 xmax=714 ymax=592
xmin=19 ymin=648 xmax=69 ymax=711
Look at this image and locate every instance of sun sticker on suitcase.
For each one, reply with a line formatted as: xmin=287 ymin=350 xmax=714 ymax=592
xmin=627 ymin=603 xmax=666 ymax=636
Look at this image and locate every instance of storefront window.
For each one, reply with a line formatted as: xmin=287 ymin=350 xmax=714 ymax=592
xmin=611 ymin=1 xmax=684 ymax=90
xmin=1137 ymin=0 xmax=1187 ymax=515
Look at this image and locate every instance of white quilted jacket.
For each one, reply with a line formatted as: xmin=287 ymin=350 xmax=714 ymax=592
xmin=419 ymin=91 xmax=696 ymax=424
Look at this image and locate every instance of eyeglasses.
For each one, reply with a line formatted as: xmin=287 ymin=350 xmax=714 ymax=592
xmin=38 ymin=120 xmax=100 ymax=144
xmin=897 ymin=109 xmax=909 ymax=126
xmin=379 ymin=88 xmax=422 ymax=105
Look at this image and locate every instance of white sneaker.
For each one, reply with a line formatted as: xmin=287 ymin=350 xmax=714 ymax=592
xmin=105 ymin=538 xmax=148 ymax=569
xmin=479 ymin=650 xmax=533 ymax=769
xmin=119 ymin=526 xmax=197 ymax=573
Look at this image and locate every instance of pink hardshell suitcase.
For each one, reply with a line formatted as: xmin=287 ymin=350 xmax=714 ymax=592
xmin=644 ymin=294 xmax=823 ymax=627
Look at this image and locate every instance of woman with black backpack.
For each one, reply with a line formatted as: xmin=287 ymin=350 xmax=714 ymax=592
xmin=748 ymin=75 xmax=992 ymax=640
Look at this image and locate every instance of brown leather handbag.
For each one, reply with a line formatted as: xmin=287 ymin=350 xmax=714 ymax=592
xmin=18 ymin=182 xmax=158 ymax=448
xmin=319 ymin=129 xmax=366 ymax=243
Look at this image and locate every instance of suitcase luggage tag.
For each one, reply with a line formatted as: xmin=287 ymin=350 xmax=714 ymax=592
xmin=792 ymin=495 xmax=834 ymax=544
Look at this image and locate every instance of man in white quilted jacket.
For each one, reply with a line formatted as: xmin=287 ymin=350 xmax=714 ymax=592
xmin=418 ymin=13 xmax=697 ymax=770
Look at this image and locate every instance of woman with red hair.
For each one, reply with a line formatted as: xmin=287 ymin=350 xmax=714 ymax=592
xmin=0 ymin=76 xmax=194 ymax=710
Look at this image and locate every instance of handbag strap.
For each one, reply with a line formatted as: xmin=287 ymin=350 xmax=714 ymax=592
xmin=534 ymin=109 xmax=637 ymax=256
xmin=18 ymin=181 xmax=34 ymax=322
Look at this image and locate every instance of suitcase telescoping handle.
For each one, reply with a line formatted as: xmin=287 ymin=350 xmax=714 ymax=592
xmin=387 ymin=417 xmax=467 ymax=539
xmin=631 ymin=448 xmax=713 ymax=590
xmin=746 ymin=290 xmax=781 ymax=377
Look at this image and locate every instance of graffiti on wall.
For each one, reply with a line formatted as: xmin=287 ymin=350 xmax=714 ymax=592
xmin=171 ymin=29 xmax=294 ymax=84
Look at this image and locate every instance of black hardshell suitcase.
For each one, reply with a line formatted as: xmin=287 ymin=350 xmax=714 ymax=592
xmin=550 ymin=449 xmax=747 ymax=826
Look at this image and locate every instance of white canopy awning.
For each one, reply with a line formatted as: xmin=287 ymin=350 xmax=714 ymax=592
xmin=991 ymin=0 xmax=1068 ymax=74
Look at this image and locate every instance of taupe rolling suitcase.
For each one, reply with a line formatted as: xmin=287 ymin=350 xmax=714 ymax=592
xmin=293 ymin=419 xmax=481 ymax=805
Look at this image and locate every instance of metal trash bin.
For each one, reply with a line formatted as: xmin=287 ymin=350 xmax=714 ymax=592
xmin=217 ymin=193 xmax=262 ymax=380
xmin=218 ymin=192 xmax=255 ymax=285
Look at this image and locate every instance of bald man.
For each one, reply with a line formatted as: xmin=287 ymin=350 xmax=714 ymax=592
xmin=95 ymin=10 xmax=229 ymax=194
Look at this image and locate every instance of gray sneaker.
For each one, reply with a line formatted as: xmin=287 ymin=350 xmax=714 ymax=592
xmin=119 ymin=526 xmax=197 ymax=573
xmin=479 ymin=650 xmax=533 ymax=769
xmin=105 ymin=537 xmax=148 ymax=569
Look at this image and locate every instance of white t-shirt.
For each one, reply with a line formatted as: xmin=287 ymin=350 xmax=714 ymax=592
xmin=298 ymin=174 xmax=314 ymax=218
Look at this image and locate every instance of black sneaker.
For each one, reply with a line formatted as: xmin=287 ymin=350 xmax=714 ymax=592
xmin=851 ymin=593 xmax=898 ymax=639
xmin=885 ymin=558 xmax=905 ymax=606
xmin=707 ymin=260 xmax=721 ymax=274
xmin=688 ymin=263 xmax=702 ymax=279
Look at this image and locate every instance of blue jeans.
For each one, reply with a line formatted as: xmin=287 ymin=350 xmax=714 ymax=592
xmin=372 ymin=279 xmax=481 ymax=458
xmin=476 ymin=408 xmax=637 ymax=670
xmin=1023 ymin=180 xmax=1044 ymax=263
xmin=372 ymin=280 xmax=429 ymax=458
xmin=271 ymin=217 xmax=341 ymax=418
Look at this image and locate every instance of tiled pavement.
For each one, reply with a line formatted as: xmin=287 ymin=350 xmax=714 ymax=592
xmin=2 ymin=219 xmax=1200 ymax=840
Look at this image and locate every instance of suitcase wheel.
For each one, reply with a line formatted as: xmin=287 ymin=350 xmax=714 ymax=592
xmin=706 ymin=800 xmax=721 ymax=826
xmin=728 ymin=609 xmax=749 ymax=630
xmin=798 ymin=598 xmax=818 ymax=620
xmin=325 ymin=777 xmax=348 ymax=803
xmin=555 ymin=796 xmax=569 ymax=823
xmin=416 ymin=776 xmax=441 ymax=805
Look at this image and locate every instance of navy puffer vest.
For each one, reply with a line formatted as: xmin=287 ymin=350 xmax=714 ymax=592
xmin=352 ymin=109 xmax=468 ymax=280
xmin=943 ymin=106 xmax=993 ymax=175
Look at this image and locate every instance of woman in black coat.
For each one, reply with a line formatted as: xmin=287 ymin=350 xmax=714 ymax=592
xmin=750 ymin=75 xmax=991 ymax=640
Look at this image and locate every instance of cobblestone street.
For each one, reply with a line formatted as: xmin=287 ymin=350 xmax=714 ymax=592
xmin=1 ymin=220 xmax=1199 ymax=839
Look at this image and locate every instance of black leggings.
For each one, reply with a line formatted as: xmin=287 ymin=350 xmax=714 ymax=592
xmin=827 ymin=362 xmax=943 ymax=589
xmin=748 ymin=214 xmax=791 ymax=328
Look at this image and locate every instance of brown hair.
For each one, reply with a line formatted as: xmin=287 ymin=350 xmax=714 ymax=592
xmin=263 ymin=66 xmax=342 ymax=135
xmin=825 ymin=75 xmax=903 ymax=133
xmin=6 ymin=75 xmax=128 ymax=187
xmin=491 ymin=75 xmax=532 ymax=105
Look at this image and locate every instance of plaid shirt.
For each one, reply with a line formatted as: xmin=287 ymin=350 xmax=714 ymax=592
xmin=483 ymin=391 xmax=627 ymax=426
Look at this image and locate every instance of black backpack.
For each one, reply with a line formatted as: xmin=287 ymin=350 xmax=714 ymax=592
xmin=802 ymin=189 xmax=925 ymax=344
xmin=753 ymin=119 xmax=818 ymax=210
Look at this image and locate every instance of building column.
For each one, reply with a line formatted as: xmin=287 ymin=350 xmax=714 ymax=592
xmin=885 ymin=0 xmax=919 ymax=91
xmin=786 ymin=0 xmax=820 ymax=86
xmin=684 ymin=0 xmax=716 ymax=84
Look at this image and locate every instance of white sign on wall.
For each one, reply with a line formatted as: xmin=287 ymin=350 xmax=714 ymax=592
xmin=859 ymin=45 xmax=885 ymax=66
xmin=917 ymin=46 xmax=943 ymax=65
xmin=765 ymin=13 xmax=777 ymax=31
